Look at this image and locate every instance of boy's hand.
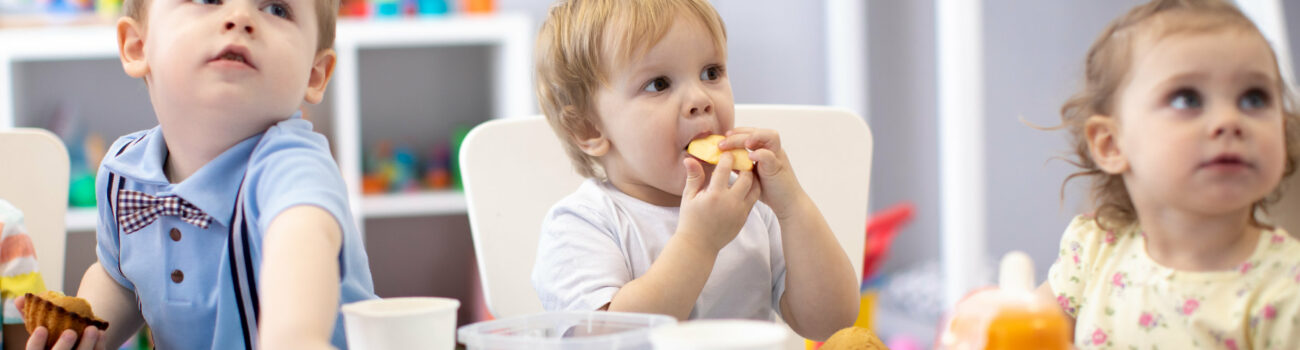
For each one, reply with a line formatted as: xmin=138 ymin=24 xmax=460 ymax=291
xmin=679 ymin=152 xmax=761 ymax=252
xmin=721 ymin=128 xmax=805 ymax=216
xmin=15 ymin=296 xmax=109 ymax=350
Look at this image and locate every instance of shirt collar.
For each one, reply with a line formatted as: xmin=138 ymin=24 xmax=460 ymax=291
xmin=100 ymin=111 xmax=307 ymax=228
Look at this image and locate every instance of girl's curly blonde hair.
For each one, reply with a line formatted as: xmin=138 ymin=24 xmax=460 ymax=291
xmin=1060 ymin=0 xmax=1300 ymax=228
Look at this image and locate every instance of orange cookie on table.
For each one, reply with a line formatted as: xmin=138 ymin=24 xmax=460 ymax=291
xmin=686 ymin=135 xmax=753 ymax=171
xmin=820 ymin=326 xmax=889 ymax=350
xmin=23 ymin=291 xmax=110 ymax=349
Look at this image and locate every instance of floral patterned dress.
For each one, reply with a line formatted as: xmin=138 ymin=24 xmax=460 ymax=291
xmin=1047 ymin=216 xmax=1300 ymax=350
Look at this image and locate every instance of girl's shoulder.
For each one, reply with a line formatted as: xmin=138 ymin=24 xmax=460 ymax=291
xmin=1060 ymin=215 xmax=1143 ymax=251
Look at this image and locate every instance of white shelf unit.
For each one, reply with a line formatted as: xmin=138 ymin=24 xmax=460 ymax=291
xmin=0 ymin=15 xmax=535 ymax=231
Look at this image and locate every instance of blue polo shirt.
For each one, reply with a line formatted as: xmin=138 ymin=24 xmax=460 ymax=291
xmin=94 ymin=115 xmax=376 ymax=349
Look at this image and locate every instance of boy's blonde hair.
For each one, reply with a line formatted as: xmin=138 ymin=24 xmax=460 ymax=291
xmin=535 ymin=0 xmax=727 ymax=179
xmin=122 ymin=0 xmax=338 ymax=52
xmin=1060 ymin=0 xmax=1300 ymax=228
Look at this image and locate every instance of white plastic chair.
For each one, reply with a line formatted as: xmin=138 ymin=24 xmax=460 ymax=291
xmin=461 ymin=105 xmax=872 ymax=319
xmin=0 ymin=128 xmax=70 ymax=293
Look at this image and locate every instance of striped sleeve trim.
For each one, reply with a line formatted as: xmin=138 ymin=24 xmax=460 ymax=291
xmin=0 ymin=271 xmax=45 ymax=325
xmin=0 ymin=271 xmax=46 ymax=300
xmin=0 ymin=233 xmax=36 ymax=265
xmin=0 ymin=256 xmax=39 ymax=280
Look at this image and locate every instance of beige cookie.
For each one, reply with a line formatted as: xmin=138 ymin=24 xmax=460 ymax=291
xmin=686 ymin=135 xmax=753 ymax=171
xmin=821 ymin=326 xmax=889 ymax=350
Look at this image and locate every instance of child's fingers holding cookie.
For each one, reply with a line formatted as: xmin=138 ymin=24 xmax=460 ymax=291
xmin=710 ymin=152 xmax=736 ymax=192
xmin=724 ymin=127 xmax=782 ymax=152
xmin=681 ymin=157 xmax=707 ymax=199
xmin=746 ymin=148 xmax=786 ymax=178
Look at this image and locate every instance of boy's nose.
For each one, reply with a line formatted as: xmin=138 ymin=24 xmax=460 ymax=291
xmin=223 ymin=11 xmax=255 ymax=35
xmin=683 ymin=85 xmax=713 ymax=117
xmin=225 ymin=21 xmax=254 ymax=35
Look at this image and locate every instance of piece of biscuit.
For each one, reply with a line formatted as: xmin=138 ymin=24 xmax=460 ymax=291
xmin=686 ymin=135 xmax=753 ymax=171
xmin=23 ymin=291 xmax=110 ymax=349
xmin=820 ymin=326 xmax=889 ymax=350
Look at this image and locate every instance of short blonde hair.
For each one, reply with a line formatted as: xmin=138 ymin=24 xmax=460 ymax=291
xmin=122 ymin=0 xmax=338 ymax=52
xmin=1059 ymin=0 xmax=1300 ymax=228
xmin=535 ymin=0 xmax=727 ymax=179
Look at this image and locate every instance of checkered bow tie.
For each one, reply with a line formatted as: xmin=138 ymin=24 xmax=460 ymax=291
xmin=116 ymin=190 xmax=213 ymax=234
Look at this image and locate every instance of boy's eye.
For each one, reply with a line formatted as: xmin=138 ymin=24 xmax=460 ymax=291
xmin=262 ymin=2 xmax=292 ymax=18
xmin=192 ymin=0 xmax=221 ymax=5
xmin=700 ymin=66 xmax=723 ymax=81
xmin=1238 ymin=89 xmax=1270 ymax=110
xmin=643 ymin=77 xmax=671 ymax=93
xmin=1168 ymin=89 xmax=1202 ymax=110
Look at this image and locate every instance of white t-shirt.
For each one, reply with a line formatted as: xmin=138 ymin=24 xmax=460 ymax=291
xmin=532 ymin=179 xmax=788 ymax=320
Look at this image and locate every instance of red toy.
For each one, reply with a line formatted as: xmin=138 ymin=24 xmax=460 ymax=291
xmin=863 ymin=202 xmax=913 ymax=281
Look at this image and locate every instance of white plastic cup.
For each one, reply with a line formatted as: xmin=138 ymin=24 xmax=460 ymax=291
xmin=342 ymin=297 xmax=461 ymax=350
xmin=649 ymin=319 xmax=789 ymax=350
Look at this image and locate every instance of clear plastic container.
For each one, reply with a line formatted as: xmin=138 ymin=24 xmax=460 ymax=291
xmin=457 ymin=311 xmax=677 ymax=350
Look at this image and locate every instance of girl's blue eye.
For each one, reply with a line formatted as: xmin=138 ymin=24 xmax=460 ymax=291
xmin=192 ymin=0 xmax=221 ymax=5
xmin=1239 ymin=89 xmax=1270 ymax=110
xmin=262 ymin=2 xmax=292 ymax=18
xmin=1169 ymin=89 xmax=1202 ymax=110
xmin=643 ymin=77 xmax=670 ymax=93
xmin=700 ymin=66 xmax=722 ymax=81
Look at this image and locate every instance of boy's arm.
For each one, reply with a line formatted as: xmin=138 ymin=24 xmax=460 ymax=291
xmin=258 ymin=205 xmax=341 ymax=350
xmin=775 ymin=195 xmax=859 ymax=342
xmin=76 ymin=262 xmax=144 ymax=348
xmin=604 ymin=229 xmax=720 ymax=319
xmin=726 ymin=128 xmax=857 ymax=340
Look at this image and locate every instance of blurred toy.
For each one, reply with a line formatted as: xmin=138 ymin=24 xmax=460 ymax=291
xmin=94 ymin=0 xmax=120 ymax=19
xmin=424 ymin=144 xmax=452 ymax=189
xmin=864 ymin=202 xmax=913 ymax=281
xmin=461 ymin=0 xmax=491 ymax=14
xmin=939 ymin=251 xmax=1070 ymax=350
xmin=363 ymin=141 xmax=393 ymax=194
xmin=363 ymin=140 xmax=427 ymax=193
xmin=417 ymin=0 xmax=447 ymax=16
xmin=389 ymin=145 xmax=420 ymax=192
xmin=340 ymin=0 xmax=369 ymax=17
xmin=43 ymin=104 xmax=101 ymax=208
xmin=449 ymin=124 xmax=472 ymax=190
xmin=886 ymin=335 xmax=922 ymax=350
xmin=372 ymin=0 xmax=400 ymax=18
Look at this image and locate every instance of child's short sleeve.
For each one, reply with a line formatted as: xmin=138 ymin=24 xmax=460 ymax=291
xmin=1046 ymin=215 xmax=1106 ymax=318
xmin=532 ymin=204 xmax=630 ymax=312
xmin=1248 ymin=233 xmax=1300 ymax=350
xmin=1251 ymin=292 xmax=1300 ymax=350
xmin=247 ymin=125 xmax=352 ymax=237
xmin=763 ymin=206 xmax=786 ymax=318
xmin=0 ymin=199 xmax=46 ymax=325
xmin=94 ymin=136 xmax=138 ymax=291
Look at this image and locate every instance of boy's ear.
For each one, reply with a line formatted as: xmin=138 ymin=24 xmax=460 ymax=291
xmin=304 ymin=48 xmax=337 ymax=104
xmin=1085 ymin=115 xmax=1128 ymax=174
xmin=117 ymin=17 xmax=149 ymax=78
xmin=574 ymin=128 xmax=610 ymax=157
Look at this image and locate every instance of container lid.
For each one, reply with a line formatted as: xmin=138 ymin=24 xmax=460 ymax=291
xmin=457 ymin=311 xmax=676 ymax=348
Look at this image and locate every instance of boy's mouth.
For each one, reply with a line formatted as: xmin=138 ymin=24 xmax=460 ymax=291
xmin=1199 ymin=153 xmax=1253 ymax=170
xmin=211 ymin=45 xmax=256 ymax=69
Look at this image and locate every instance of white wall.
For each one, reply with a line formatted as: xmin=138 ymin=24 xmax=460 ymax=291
xmin=982 ymin=1 xmax=1138 ymax=282
xmin=495 ymin=0 xmax=832 ymax=105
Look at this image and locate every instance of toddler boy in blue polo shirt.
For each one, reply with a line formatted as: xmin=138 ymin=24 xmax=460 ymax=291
xmin=14 ymin=0 xmax=377 ymax=347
